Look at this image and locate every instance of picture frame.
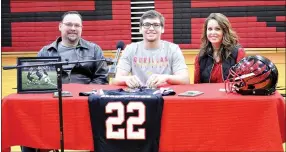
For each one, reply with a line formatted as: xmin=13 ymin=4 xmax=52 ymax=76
xmin=17 ymin=56 xmax=61 ymax=94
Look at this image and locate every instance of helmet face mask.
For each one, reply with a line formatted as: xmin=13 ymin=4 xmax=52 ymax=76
xmin=225 ymin=55 xmax=278 ymax=95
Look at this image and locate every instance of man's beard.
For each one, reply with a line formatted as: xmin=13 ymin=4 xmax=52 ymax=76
xmin=67 ymin=35 xmax=79 ymax=43
xmin=64 ymin=31 xmax=78 ymax=41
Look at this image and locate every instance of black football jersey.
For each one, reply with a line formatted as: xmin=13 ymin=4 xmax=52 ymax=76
xmin=88 ymin=88 xmax=164 ymax=152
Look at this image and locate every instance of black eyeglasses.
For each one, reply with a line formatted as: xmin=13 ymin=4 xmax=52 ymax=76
xmin=62 ymin=22 xmax=82 ymax=28
xmin=142 ymin=22 xmax=161 ymax=29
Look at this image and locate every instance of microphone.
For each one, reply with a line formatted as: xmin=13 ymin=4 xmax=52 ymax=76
xmin=108 ymin=41 xmax=125 ymax=78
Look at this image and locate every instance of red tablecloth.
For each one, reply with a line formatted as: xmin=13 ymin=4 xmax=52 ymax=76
xmin=2 ymin=83 xmax=285 ymax=152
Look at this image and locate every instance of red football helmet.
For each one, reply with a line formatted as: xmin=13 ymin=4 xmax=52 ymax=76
xmin=225 ymin=55 xmax=278 ymax=95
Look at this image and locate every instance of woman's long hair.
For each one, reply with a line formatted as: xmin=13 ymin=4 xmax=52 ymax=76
xmin=199 ymin=13 xmax=239 ymax=60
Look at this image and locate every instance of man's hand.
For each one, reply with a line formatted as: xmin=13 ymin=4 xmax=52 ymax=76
xmin=146 ymin=74 xmax=169 ymax=88
xmin=125 ymin=75 xmax=143 ymax=88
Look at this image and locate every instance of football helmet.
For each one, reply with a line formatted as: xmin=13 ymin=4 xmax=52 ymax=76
xmin=225 ymin=55 xmax=278 ymax=95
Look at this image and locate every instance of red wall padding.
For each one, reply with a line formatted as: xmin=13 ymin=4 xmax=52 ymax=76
xmin=190 ymin=0 xmax=285 ymax=7
xmin=2 ymin=0 xmax=131 ymax=52
xmin=1 ymin=0 xmax=285 ymax=52
xmin=11 ymin=1 xmax=96 ymax=12
xmin=155 ymin=0 xmax=285 ymax=49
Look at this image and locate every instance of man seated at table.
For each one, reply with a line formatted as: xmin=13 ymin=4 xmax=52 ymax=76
xmin=111 ymin=10 xmax=190 ymax=88
xmin=37 ymin=11 xmax=108 ymax=85
xmin=21 ymin=10 xmax=108 ymax=152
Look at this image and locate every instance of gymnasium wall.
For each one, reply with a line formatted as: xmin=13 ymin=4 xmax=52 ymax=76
xmin=156 ymin=0 xmax=285 ymax=49
xmin=1 ymin=0 xmax=131 ymax=52
xmin=1 ymin=0 xmax=285 ymax=52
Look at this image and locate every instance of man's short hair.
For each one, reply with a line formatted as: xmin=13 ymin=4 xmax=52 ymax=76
xmin=140 ymin=10 xmax=165 ymax=27
xmin=61 ymin=11 xmax=83 ymax=22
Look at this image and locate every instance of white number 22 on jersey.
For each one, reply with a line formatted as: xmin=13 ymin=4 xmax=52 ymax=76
xmin=105 ymin=102 xmax=146 ymax=140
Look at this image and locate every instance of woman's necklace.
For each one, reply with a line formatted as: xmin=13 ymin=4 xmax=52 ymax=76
xmin=213 ymin=53 xmax=220 ymax=63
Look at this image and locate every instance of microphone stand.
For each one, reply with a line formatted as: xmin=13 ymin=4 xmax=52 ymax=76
xmin=3 ymin=58 xmax=111 ymax=152
xmin=55 ymin=64 xmax=64 ymax=152
xmin=108 ymin=48 xmax=122 ymax=79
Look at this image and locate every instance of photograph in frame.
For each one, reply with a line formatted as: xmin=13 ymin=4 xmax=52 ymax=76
xmin=17 ymin=57 xmax=61 ymax=93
